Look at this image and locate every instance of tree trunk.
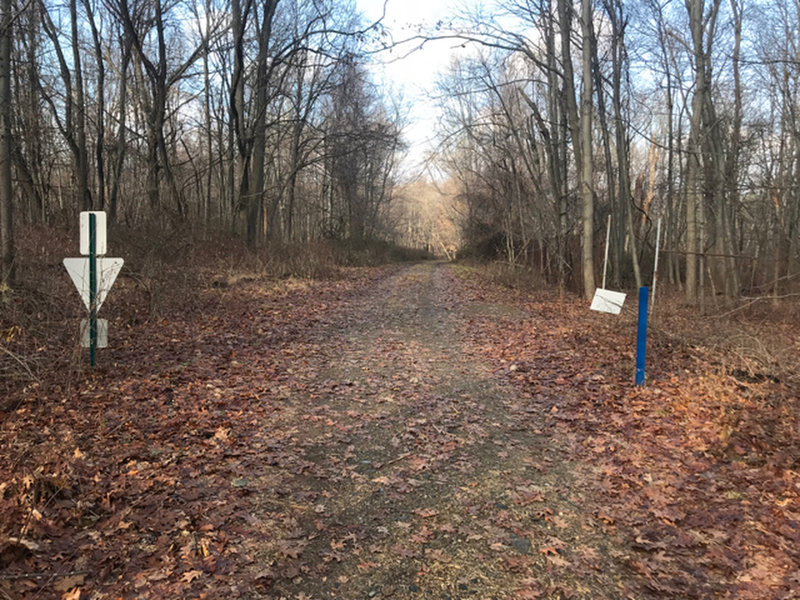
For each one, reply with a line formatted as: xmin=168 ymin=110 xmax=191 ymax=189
xmin=203 ymin=0 xmax=213 ymax=226
xmin=231 ymin=0 xmax=248 ymax=233
xmin=608 ymin=0 xmax=641 ymax=288
xmin=70 ymin=0 xmax=90 ymax=211
xmin=0 ymin=0 xmax=13 ymax=284
xmin=684 ymin=0 xmax=706 ymax=304
xmin=721 ymin=0 xmax=744 ymax=297
xmin=541 ymin=0 xmax=566 ymax=292
xmin=579 ymin=0 xmax=595 ymax=299
xmin=83 ymin=0 xmax=105 ymax=211
xmin=109 ymin=35 xmax=132 ymax=223
xmin=247 ymin=0 xmax=279 ymax=245
xmin=590 ymin=16 xmax=617 ymax=284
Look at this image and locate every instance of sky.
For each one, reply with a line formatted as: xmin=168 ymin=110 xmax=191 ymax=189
xmin=355 ymin=0 xmax=470 ymax=178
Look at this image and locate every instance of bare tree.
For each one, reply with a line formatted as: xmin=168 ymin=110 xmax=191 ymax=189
xmin=579 ymin=0 xmax=595 ymax=299
xmin=82 ymin=0 xmax=106 ymax=211
xmin=0 ymin=0 xmax=12 ymax=285
xmin=111 ymin=0 xmax=217 ymax=220
xmin=39 ymin=0 xmax=91 ymax=212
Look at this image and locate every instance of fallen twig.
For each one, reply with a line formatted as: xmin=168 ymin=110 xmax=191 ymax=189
xmin=378 ymin=452 xmax=413 ymax=469
xmin=0 ymin=344 xmax=39 ymax=383
xmin=0 ymin=570 xmax=86 ymax=581
xmin=713 ymin=292 xmax=800 ymax=319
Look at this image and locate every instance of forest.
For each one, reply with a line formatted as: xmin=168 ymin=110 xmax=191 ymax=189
xmin=1 ymin=1 xmax=800 ymax=598
xmin=0 ymin=0 xmax=410 ymax=266
xmin=430 ymin=0 xmax=800 ymax=303
xmin=0 ymin=0 xmax=797 ymax=305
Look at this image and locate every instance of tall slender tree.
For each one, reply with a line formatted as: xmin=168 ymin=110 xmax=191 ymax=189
xmin=0 ymin=0 xmax=12 ymax=285
xmin=579 ymin=0 xmax=595 ymax=299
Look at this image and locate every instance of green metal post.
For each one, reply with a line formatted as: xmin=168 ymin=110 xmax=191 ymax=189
xmin=89 ymin=213 xmax=97 ymax=367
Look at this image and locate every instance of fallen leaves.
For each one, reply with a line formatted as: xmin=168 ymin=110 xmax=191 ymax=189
xmin=181 ymin=570 xmax=202 ymax=584
xmin=512 ymin=488 xmax=545 ymax=506
xmin=61 ymin=588 xmax=81 ymax=600
xmin=0 ymin=269 xmax=380 ymax=598
xmin=277 ymin=540 xmax=307 ymax=559
xmin=53 ymin=575 xmax=84 ymax=593
xmin=425 ymin=548 xmax=452 ymax=563
xmin=410 ymin=525 xmax=435 ymax=544
xmin=463 ymin=265 xmax=800 ymax=597
xmin=2 ymin=262 xmax=798 ymax=600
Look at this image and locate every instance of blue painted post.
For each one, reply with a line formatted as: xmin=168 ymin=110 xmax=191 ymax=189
xmin=635 ymin=286 xmax=649 ymax=386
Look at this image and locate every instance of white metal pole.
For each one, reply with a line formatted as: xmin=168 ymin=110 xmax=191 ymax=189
xmin=602 ymin=214 xmax=611 ymax=289
xmin=651 ymin=218 xmax=662 ymax=313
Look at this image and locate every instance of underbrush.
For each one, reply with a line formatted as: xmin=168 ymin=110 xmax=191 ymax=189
xmin=0 ymin=226 xmax=429 ymax=403
xmin=479 ymin=260 xmax=549 ymax=290
xmin=458 ymin=260 xmax=800 ymax=468
xmin=457 ymin=263 xmax=800 ymax=596
xmin=463 ymin=260 xmax=800 ymax=386
xmin=328 ymin=238 xmax=430 ymax=266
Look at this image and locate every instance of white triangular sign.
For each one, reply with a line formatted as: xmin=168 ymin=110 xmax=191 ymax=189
xmin=63 ymin=257 xmax=124 ymax=312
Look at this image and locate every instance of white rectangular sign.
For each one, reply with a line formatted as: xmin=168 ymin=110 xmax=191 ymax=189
xmin=81 ymin=319 xmax=108 ymax=348
xmin=590 ymin=288 xmax=627 ymax=315
xmin=80 ymin=211 xmax=107 ymax=255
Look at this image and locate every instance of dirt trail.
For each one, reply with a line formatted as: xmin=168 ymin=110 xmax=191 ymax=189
xmin=250 ymin=262 xmax=633 ymax=599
